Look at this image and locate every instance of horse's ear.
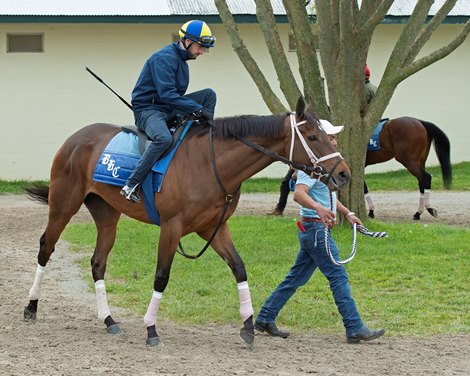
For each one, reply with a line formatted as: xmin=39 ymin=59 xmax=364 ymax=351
xmin=306 ymin=101 xmax=315 ymax=114
xmin=295 ymin=97 xmax=305 ymax=118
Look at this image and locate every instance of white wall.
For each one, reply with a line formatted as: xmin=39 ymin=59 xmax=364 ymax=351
xmin=0 ymin=22 xmax=468 ymax=180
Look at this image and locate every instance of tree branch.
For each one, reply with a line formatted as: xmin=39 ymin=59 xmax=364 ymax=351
xmin=403 ymin=0 xmax=458 ymax=66
xmin=381 ymin=0 xmax=433 ymax=87
xmin=397 ymin=18 xmax=470 ymax=83
xmin=358 ymin=0 xmax=395 ymax=34
xmin=255 ymin=0 xmax=302 ymax=110
xmin=283 ymin=0 xmax=329 ymax=116
xmin=214 ymin=0 xmax=287 ymax=114
xmin=315 ymin=1 xmax=341 ymax=108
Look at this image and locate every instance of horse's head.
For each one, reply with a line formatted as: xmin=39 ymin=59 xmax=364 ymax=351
xmin=288 ymin=98 xmax=350 ymax=191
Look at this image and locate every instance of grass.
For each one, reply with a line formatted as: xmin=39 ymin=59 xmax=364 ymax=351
xmin=0 ymin=179 xmax=49 ymax=194
xmin=4 ymin=162 xmax=470 ymax=335
xmin=1 ymin=161 xmax=469 ymax=194
xmin=63 ymin=216 xmax=470 ymax=336
xmin=243 ymin=161 xmax=470 ymax=193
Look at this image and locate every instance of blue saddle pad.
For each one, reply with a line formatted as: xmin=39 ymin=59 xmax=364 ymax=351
xmin=367 ymin=119 xmax=388 ymax=151
xmin=92 ymin=121 xmax=193 ymax=225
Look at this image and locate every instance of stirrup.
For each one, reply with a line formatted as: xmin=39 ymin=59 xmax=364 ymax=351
xmin=120 ymin=184 xmax=141 ymax=203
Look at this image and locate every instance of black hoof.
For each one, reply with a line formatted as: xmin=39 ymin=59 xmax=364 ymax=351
xmin=368 ymin=210 xmax=375 ymax=219
xmin=106 ymin=324 xmax=124 ymax=335
xmin=23 ymin=307 xmax=37 ymax=321
xmin=146 ymin=325 xmax=163 ymax=347
xmin=239 ymin=327 xmax=255 ymax=348
xmin=239 ymin=315 xmax=254 ymax=348
xmin=24 ymin=301 xmax=38 ymax=321
xmin=146 ymin=336 xmax=164 ymax=347
xmin=413 ymin=212 xmax=421 ymax=220
xmin=427 ymin=208 xmax=438 ymax=217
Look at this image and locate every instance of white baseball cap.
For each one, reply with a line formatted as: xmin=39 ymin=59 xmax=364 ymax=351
xmin=319 ymin=119 xmax=344 ymax=135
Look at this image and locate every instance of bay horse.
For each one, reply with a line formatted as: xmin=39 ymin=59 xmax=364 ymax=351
xmin=23 ymin=98 xmax=350 ymax=347
xmin=364 ymin=116 xmax=452 ymax=220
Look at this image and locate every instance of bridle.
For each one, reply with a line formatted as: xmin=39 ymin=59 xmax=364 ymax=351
xmin=289 ymin=113 xmax=341 ymax=176
xmin=236 ymin=113 xmax=344 ymax=187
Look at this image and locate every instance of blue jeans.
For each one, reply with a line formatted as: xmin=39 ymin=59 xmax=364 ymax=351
xmin=126 ymin=88 xmax=216 ymax=187
xmin=256 ymin=221 xmax=363 ymax=336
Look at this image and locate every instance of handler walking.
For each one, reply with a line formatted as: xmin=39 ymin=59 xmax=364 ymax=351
xmin=255 ymin=119 xmax=385 ymax=343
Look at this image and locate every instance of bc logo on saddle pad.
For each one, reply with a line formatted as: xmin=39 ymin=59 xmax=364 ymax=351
xmin=93 ymin=121 xmax=193 ymax=225
xmin=367 ymin=119 xmax=388 ymax=151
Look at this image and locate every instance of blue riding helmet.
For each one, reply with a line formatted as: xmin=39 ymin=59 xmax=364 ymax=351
xmin=179 ymin=20 xmax=216 ymax=48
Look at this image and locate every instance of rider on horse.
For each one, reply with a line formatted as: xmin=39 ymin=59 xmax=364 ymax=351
xmin=121 ymin=20 xmax=217 ymax=203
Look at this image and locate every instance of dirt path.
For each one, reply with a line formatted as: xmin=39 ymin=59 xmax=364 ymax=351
xmin=1 ymin=193 xmax=469 ymax=376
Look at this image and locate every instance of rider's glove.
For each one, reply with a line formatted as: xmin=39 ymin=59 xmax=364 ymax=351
xmin=192 ymin=109 xmax=212 ymax=121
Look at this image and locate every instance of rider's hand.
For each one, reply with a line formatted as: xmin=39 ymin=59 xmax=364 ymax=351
xmin=192 ymin=109 xmax=212 ymax=121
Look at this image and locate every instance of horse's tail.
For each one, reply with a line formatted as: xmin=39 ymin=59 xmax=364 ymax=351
xmin=24 ymin=183 xmax=50 ymax=205
xmin=420 ymin=120 xmax=452 ymax=189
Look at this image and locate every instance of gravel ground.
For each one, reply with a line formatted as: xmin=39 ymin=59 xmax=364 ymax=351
xmin=0 ymin=192 xmax=469 ymax=376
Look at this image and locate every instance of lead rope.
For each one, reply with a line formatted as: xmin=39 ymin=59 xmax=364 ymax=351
xmin=324 ymin=193 xmax=388 ymax=266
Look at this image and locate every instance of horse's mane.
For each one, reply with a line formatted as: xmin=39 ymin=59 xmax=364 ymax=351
xmin=186 ymin=114 xmax=287 ymax=139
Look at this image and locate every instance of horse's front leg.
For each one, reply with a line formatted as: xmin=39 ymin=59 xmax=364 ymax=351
xmin=199 ymin=223 xmax=255 ymax=347
xmin=144 ymin=226 xmax=180 ymax=347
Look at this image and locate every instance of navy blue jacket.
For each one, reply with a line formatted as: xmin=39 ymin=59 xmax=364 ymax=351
xmin=131 ymin=42 xmax=202 ymax=115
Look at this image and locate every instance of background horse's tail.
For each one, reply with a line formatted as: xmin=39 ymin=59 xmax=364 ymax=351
xmin=24 ymin=183 xmax=50 ymax=205
xmin=420 ymin=120 xmax=452 ymax=189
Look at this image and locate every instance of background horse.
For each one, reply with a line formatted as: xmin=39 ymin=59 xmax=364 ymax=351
xmin=365 ymin=116 xmax=452 ymax=220
xmin=23 ymin=98 xmax=350 ymax=348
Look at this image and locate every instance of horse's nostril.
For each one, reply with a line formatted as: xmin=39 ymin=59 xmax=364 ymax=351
xmin=339 ymin=171 xmax=350 ymax=183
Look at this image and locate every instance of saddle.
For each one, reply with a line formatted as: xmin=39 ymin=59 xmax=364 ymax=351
xmin=92 ymin=117 xmax=197 ymax=225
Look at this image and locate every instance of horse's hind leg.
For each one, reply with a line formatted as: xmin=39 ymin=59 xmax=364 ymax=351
xmin=364 ymin=181 xmax=375 ymax=218
xmin=24 ymin=188 xmax=85 ymax=321
xmin=413 ymin=170 xmax=436 ymax=220
xmin=198 ymin=223 xmax=254 ymax=347
xmin=83 ymin=194 xmax=123 ymax=335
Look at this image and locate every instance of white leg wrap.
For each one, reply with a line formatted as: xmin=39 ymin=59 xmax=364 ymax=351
xmin=95 ymin=280 xmax=111 ymax=322
xmin=237 ymin=281 xmax=254 ymax=322
xmin=29 ymin=264 xmax=45 ymax=300
xmin=424 ymin=189 xmax=431 ymax=208
xmin=144 ymin=291 xmax=163 ymax=327
xmin=418 ymin=193 xmax=425 ymax=214
xmin=364 ymin=193 xmax=375 ymax=211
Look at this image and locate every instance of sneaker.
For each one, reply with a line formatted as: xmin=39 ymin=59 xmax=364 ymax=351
xmin=254 ymin=322 xmax=290 ymax=338
xmin=347 ymin=325 xmax=385 ymax=343
xmin=120 ymin=184 xmax=141 ymax=203
xmin=267 ymin=207 xmax=284 ymax=216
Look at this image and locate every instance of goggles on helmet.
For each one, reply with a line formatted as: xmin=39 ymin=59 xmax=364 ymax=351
xmin=181 ymin=30 xmax=216 ymax=48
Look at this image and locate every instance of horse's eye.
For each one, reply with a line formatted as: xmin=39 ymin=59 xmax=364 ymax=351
xmin=307 ymin=135 xmax=317 ymax=142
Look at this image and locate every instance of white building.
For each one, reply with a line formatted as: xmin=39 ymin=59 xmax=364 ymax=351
xmin=0 ymin=1 xmax=469 ymax=179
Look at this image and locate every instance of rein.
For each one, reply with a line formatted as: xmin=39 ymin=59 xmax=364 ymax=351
xmin=177 ymin=124 xmax=239 ymax=259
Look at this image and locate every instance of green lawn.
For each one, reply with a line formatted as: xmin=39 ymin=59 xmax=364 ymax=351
xmin=2 ymin=161 xmax=469 ymax=194
xmin=63 ymin=216 xmax=470 ymax=336
xmin=4 ymin=162 xmax=470 ymax=336
xmin=242 ymin=161 xmax=470 ymax=193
